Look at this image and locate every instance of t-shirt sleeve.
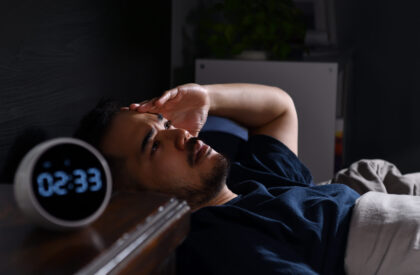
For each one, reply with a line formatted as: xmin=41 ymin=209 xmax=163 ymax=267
xmin=228 ymin=135 xmax=314 ymax=188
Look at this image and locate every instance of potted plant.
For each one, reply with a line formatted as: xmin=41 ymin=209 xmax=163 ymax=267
xmin=189 ymin=0 xmax=306 ymax=60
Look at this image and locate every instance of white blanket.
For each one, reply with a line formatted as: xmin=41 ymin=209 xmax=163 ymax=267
xmin=345 ymin=191 xmax=420 ymax=275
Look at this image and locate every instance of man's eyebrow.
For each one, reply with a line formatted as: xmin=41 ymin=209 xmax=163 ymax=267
xmin=147 ymin=112 xmax=163 ymax=121
xmin=141 ymin=128 xmax=155 ymax=154
xmin=140 ymin=113 xmax=163 ymax=154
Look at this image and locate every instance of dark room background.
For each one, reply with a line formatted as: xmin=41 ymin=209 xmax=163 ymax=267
xmin=344 ymin=1 xmax=420 ymax=173
xmin=2 ymin=0 xmax=420 ymax=183
xmin=171 ymin=0 xmax=420 ymax=175
xmin=0 ymin=0 xmax=171 ymax=182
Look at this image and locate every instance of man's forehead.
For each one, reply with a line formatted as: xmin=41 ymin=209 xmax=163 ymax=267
xmin=102 ymin=111 xmax=160 ymax=155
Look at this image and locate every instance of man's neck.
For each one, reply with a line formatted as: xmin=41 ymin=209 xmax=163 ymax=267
xmin=195 ymin=185 xmax=237 ymax=211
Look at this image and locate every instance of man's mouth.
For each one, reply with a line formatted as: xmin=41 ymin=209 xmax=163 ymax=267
xmin=194 ymin=141 xmax=210 ymax=164
xmin=187 ymin=138 xmax=211 ymax=166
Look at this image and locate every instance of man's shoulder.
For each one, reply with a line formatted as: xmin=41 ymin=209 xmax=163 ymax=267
xmin=229 ymin=134 xmax=314 ymax=188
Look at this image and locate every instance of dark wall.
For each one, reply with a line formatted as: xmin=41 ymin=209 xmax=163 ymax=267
xmin=0 ymin=0 xmax=171 ymax=182
xmin=345 ymin=1 xmax=420 ymax=173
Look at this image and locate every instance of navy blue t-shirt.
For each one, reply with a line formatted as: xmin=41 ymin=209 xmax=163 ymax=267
xmin=177 ymin=135 xmax=359 ymax=275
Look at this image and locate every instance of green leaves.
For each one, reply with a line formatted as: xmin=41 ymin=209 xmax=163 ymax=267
xmin=193 ymin=0 xmax=306 ymax=60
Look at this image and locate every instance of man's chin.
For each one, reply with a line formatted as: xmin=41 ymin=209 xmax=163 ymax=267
xmin=207 ymin=147 xmax=226 ymax=162
xmin=177 ymin=153 xmax=228 ymax=210
xmin=199 ymin=154 xmax=229 ymax=202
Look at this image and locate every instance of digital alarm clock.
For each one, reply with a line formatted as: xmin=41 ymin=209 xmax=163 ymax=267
xmin=14 ymin=137 xmax=112 ymax=230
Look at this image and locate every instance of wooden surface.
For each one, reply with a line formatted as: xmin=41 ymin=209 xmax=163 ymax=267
xmin=0 ymin=185 xmax=190 ymax=274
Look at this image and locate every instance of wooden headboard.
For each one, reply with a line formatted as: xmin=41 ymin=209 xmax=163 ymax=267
xmin=0 ymin=0 xmax=171 ymax=182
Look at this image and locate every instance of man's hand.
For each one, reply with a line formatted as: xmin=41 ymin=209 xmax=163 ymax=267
xmin=129 ymin=83 xmax=210 ymax=136
xmin=126 ymin=83 xmax=297 ymax=155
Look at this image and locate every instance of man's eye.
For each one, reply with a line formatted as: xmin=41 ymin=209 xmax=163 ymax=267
xmin=164 ymin=120 xmax=172 ymax=129
xmin=151 ymin=140 xmax=160 ymax=155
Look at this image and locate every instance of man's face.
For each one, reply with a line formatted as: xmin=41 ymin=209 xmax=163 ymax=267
xmin=101 ymin=111 xmax=228 ymax=208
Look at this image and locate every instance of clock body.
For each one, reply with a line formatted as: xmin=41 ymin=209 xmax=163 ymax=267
xmin=14 ymin=137 xmax=112 ymax=229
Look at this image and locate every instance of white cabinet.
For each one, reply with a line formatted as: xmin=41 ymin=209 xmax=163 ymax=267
xmin=196 ymin=59 xmax=338 ymax=182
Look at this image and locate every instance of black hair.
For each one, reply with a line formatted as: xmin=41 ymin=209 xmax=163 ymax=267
xmin=74 ymin=99 xmax=130 ymax=190
xmin=74 ymin=98 xmax=121 ymax=150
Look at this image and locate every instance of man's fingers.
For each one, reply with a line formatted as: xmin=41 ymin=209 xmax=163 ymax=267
xmin=136 ymin=98 xmax=159 ymax=112
xmin=129 ymin=98 xmax=151 ymax=110
xmin=156 ymin=90 xmax=172 ymax=106
xmin=172 ymin=90 xmax=183 ymax=102
xmin=129 ymin=103 xmax=140 ymax=110
xmin=156 ymin=89 xmax=179 ymax=106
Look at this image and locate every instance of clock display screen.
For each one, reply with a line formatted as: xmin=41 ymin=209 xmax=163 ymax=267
xmin=31 ymin=143 xmax=108 ymax=221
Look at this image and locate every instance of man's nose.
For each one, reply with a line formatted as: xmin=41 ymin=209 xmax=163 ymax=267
xmin=169 ymin=128 xmax=191 ymax=150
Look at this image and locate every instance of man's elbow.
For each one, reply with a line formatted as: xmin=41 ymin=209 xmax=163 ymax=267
xmin=275 ymin=87 xmax=297 ymax=119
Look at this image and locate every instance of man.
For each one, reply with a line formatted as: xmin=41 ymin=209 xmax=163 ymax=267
xmin=75 ymin=83 xmax=360 ymax=274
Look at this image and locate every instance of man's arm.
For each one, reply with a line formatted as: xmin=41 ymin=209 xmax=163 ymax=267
xmin=205 ymin=83 xmax=298 ymax=155
xmin=129 ymin=83 xmax=298 ymax=155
